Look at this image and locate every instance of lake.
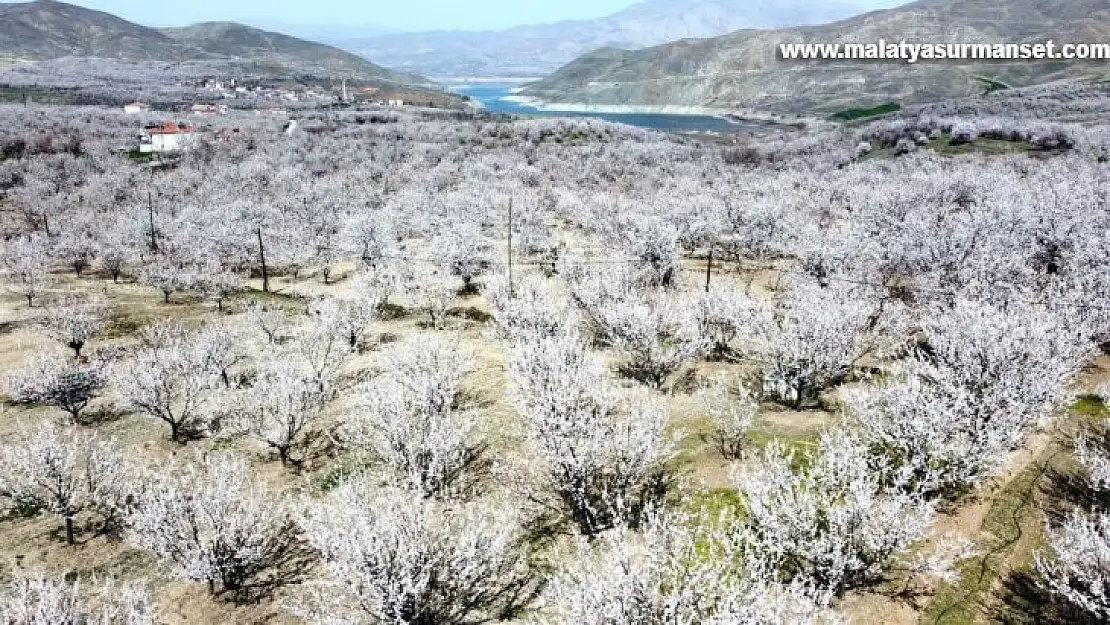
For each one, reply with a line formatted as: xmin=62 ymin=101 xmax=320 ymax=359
xmin=454 ymin=85 xmax=753 ymax=134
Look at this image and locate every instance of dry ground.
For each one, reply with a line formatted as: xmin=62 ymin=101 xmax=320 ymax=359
xmin=0 ymin=260 xmax=1105 ymax=624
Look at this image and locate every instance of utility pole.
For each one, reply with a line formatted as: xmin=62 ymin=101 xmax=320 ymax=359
xmin=705 ymin=238 xmax=714 ymax=293
xmin=507 ymin=198 xmax=515 ymax=298
xmin=147 ymin=184 xmax=157 ymax=252
xmin=257 ymin=227 xmax=270 ymax=293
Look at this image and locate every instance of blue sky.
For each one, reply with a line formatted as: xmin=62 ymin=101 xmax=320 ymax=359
xmin=47 ymin=0 xmax=906 ymax=32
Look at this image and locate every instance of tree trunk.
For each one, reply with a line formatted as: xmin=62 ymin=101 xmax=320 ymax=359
xmin=65 ymin=516 xmax=74 ymax=545
xmin=705 ymin=244 xmax=714 ymax=293
xmin=792 ymin=379 xmax=810 ymax=411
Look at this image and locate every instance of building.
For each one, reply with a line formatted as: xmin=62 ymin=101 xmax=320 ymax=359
xmin=191 ymin=104 xmax=228 ymax=116
xmin=214 ymin=127 xmax=243 ymax=142
xmin=140 ymin=122 xmax=199 ymax=153
xmin=123 ymin=102 xmax=150 ymax=115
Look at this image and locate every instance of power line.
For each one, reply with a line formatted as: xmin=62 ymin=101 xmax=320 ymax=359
xmin=308 ymin=243 xmax=1110 ymax=314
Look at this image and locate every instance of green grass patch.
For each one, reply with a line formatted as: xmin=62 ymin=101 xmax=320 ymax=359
xmin=923 ymin=452 xmax=1057 ymax=625
xmin=930 ymin=134 xmax=1034 ymax=157
xmin=746 ymin=430 xmax=821 ymax=471
xmin=1071 ymin=394 xmax=1107 ymax=419
xmin=101 ymin=312 xmax=143 ymax=339
xmin=866 ymin=133 xmax=1037 ymax=161
xmin=228 ymin=287 xmax=307 ymax=311
xmin=685 ymin=487 xmax=745 ymax=519
xmin=123 ymin=149 xmax=156 ymax=164
xmin=831 ymin=102 xmax=901 ymax=122
xmin=0 ymin=86 xmax=73 ymax=105
xmin=976 ymin=76 xmax=1011 ymax=95
xmin=313 ymin=456 xmax=368 ymax=493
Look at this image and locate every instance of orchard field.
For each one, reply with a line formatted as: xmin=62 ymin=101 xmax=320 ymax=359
xmin=1 ymin=86 xmax=1109 ymax=624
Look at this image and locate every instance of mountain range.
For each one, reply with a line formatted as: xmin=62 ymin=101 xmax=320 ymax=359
xmin=333 ymin=0 xmax=882 ymax=79
xmin=521 ymin=0 xmax=1110 ymax=114
xmin=0 ymin=0 xmax=422 ymax=83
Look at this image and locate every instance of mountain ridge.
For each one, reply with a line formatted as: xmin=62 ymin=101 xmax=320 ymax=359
xmin=0 ymin=0 xmax=422 ymax=83
xmin=520 ymin=0 xmax=1110 ymax=114
xmin=334 ymin=0 xmax=879 ymax=78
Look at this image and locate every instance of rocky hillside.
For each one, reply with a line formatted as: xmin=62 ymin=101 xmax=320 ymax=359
xmin=0 ymin=0 xmax=421 ymax=83
xmin=0 ymin=0 xmax=192 ymax=61
xmin=336 ymin=0 xmax=872 ymax=78
xmin=159 ymin=22 xmax=428 ymax=84
xmin=521 ymin=0 xmax=1110 ymax=114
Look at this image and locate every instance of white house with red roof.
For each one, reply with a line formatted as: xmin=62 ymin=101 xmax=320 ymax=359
xmin=140 ymin=122 xmax=199 ymax=153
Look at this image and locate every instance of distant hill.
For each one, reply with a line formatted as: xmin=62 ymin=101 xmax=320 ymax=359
xmin=335 ymin=0 xmax=875 ymax=78
xmin=159 ymin=22 xmax=427 ymax=84
xmin=0 ymin=0 xmax=424 ymax=83
xmin=521 ymin=0 xmax=1110 ymax=114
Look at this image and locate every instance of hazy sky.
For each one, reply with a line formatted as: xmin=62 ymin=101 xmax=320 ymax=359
xmin=53 ymin=0 xmax=639 ymax=31
xmin=37 ymin=0 xmax=907 ymax=32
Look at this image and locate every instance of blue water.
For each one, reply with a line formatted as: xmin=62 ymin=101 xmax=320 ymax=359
xmin=454 ymin=84 xmax=751 ymax=134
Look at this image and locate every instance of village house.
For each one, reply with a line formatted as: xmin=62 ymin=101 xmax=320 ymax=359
xmin=191 ymin=104 xmax=228 ymax=116
xmin=139 ymin=122 xmax=199 ymax=153
xmin=123 ymin=102 xmax=150 ymax=115
xmin=214 ymin=127 xmax=245 ymax=142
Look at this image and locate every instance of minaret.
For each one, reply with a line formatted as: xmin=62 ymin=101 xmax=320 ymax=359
xmin=342 ymin=79 xmax=348 ymax=103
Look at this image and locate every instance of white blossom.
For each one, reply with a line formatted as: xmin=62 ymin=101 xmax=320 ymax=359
xmin=0 ymin=425 xmax=126 ymax=544
xmin=1036 ymin=512 xmax=1110 ymax=621
xmin=233 ymin=357 xmax=331 ymax=466
xmin=40 ymin=296 xmax=109 ymax=359
xmin=542 ymin=509 xmax=838 ymax=625
xmin=2 ymin=235 xmax=51 ymax=307
xmin=508 ymin=333 xmax=677 ymax=534
xmin=734 ymin=431 xmax=936 ymax=595
xmin=701 ymin=375 xmax=758 ymax=461
xmin=0 ymin=576 xmax=151 ymax=625
xmin=124 ymin=452 xmax=306 ymax=602
xmin=593 ymin=290 xmax=707 ymax=388
xmin=345 ymin=336 xmax=485 ymax=497
xmin=115 ymin=322 xmax=223 ymax=442
xmin=294 ymin=482 xmax=536 ymax=624
xmin=7 ymin=353 xmax=106 ymax=424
